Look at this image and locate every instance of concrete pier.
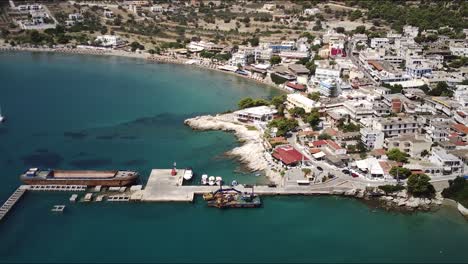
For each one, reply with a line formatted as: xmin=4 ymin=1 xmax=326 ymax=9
xmin=139 ymin=169 xmax=352 ymax=202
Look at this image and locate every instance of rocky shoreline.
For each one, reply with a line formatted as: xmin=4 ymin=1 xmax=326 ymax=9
xmin=184 ymin=114 xmax=282 ymax=184
xmin=338 ymin=188 xmax=444 ymax=212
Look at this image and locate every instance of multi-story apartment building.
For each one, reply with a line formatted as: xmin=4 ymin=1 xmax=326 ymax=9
xmin=385 ymin=134 xmax=432 ymax=158
xmin=360 ymin=128 xmax=385 ymax=150
xmin=373 ymin=117 xmax=421 ymax=137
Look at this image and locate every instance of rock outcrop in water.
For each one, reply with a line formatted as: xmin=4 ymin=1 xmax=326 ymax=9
xmin=184 ymin=114 xmax=281 ymax=184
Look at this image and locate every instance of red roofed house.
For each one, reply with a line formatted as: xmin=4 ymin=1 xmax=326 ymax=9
xmin=310 ymin=140 xmax=347 ymax=155
xmin=286 ymin=82 xmax=307 ymax=91
xmin=272 ymin=145 xmax=308 ymax=166
xmin=451 ymin=124 xmax=468 ymax=141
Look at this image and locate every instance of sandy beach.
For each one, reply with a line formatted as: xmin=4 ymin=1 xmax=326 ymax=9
xmin=0 ymin=44 xmax=285 ymax=92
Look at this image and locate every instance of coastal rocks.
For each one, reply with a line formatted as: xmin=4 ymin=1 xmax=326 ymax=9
xmin=457 ymin=203 xmax=468 ymax=217
xmin=344 ymin=189 xmax=357 ymax=196
xmin=184 ymin=114 xmax=281 ymax=184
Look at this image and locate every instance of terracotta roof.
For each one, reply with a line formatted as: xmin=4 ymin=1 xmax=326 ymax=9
xmin=322 ymin=128 xmax=338 ymax=136
xmin=452 ymin=124 xmax=468 ymax=134
xmin=309 ymin=148 xmax=322 ymax=154
xmin=298 ymin=130 xmax=319 ymax=137
xmin=311 ymin=140 xmax=328 ymax=147
xmin=286 ymin=82 xmax=306 ymax=91
xmin=272 ymin=145 xmax=308 ymax=165
xmin=325 ymin=140 xmax=342 ymax=150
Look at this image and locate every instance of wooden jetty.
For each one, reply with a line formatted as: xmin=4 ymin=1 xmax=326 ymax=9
xmin=0 ymin=186 xmax=27 ymax=221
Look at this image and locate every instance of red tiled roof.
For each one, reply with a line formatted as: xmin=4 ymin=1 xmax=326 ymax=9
xmin=325 ymin=140 xmax=342 ymax=150
xmin=452 ymin=124 xmax=468 ymax=134
xmin=286 ymin=82 xmax=306 ymax=91
xmin=309 ymin=148 xmax=322 ymax=154
xmin=272 ymin=145 xmax=308 ymax=165
xmin=311 ymin=140 xmax=328 ymax=147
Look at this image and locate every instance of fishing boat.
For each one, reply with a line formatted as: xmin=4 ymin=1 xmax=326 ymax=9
xmin=0 ymin=105 xmax=4 ymax=123
xmin=201 ymin=174 xmax=208 ymax=185
xmin=183 ymin=168 xmax=193 ymax=180
xmin=208 ymin=176 xmax=215 ymax=186
xmin=215 ymin=176 xmax=223 ymax=186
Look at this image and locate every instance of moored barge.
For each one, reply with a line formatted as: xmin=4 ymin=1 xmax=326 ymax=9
xmin=20 ymin=168 xmax=138 ymax=187
xmin=204 ymin=188 xmax=261 ymax=208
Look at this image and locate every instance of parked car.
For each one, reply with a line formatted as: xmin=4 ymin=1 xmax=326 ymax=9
xmin=341 ymin=169 xmax=350 ymax=174
xmin=317 ymin=166 xmax=323 ymax=172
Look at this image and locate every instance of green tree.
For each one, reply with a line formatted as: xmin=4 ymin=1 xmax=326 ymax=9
xmin=304 ymin=109 xmax=320 ymax=128
xmin=302 ymin=168 xmax=312 ymax=178
xmin=427 ymin=82 xmax=453 ymax=97
xmin=271 ymin=94 xmax=286 ymax=108
xmin=307 ymin=92 xmax=320 ymax=101
xmin=378 ymin=184 xmax=405 ymax=195
xmin=237 ymin=97 xmax=269 ymax=109
xmin=267 ymin=118 xmax=298 ymax=137
xmin=270 ymin=55 xmax=282 ymax=65
xmin=389 ymin=166 xmax=412 ymax=180
xmin=407 ymin=174 xmax=435 ymax=198
xmin=318 ymin=133 xmax=332 ymax=140
xmin=386 ymin=148 xmax=409 ymax=163
xmin=289 ymin=107 xmax=305 ymax=117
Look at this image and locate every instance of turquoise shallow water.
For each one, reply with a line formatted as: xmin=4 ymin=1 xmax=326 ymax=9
xmin=0 ymin=52 xmax=468 ymax=263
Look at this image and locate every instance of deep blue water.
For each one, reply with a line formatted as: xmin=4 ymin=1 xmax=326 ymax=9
xmin=0 ymin=52 xmax=468 ymax=263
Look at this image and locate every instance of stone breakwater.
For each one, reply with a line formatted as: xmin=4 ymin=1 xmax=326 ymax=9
xmin=184 ymin=114 xmax=281 ymax=184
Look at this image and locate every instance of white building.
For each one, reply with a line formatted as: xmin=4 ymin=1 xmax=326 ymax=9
xmin=95 ymin=35 xmax=125 ymax=47
xmin=370 ymin=38 xmax=390 ymax=49
xmin=304 ymin=8 xmax=320 ymax=16
xmin=449 ymin=43 xmax=468 ymax=57
xmin=235 ymin=106 xmax=277 ymax=123
xmin=286 ymin=94 xmax=320 ymax=113
xmin=429 ymin=147 xmax=463 ymax=175
xmin=361 ymin=128 xmax=384 ymax=150
xmin=385 ymin=134 xmax=432 ymax=158
xmin=315 ymin=67 xmax=341 ymax=81
xmin=150 ymin=5 xmax=164 ymax=12
xmin=373 ymin=117 xmax=420 ymax=137
xmin=104 ymin=10 xmax=114 ymax=18
xmin=403 ymin=25 xmax=419 ymax=39
xmin=318 ymin=79 xmax=340 ymax=97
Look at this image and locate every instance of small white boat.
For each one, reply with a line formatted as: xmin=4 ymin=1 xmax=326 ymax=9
xmin=69 ymin=194 xmax=78 ymax=202
xmin=201 ymin=174 xmax=208 ymax=185
xmin=183 ymin=168 xmax=193 ymax=180
xmin=0 ymin=105 xmax=4 ymax=123
xmin=215 ymin=176 xmax=223 ymax=186
xmin=208 ymin=176 xmax=215 ymax=186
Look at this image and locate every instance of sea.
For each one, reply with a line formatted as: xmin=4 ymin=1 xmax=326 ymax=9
xmin=0 ymin=52 xmax=467 ymax=263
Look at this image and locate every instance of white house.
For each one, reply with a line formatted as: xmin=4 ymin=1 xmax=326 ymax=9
xmin=286 ymin=93 xmax=320 ymax=113
xmin=235 ymin=106 xmax=277 ymax=123
xmin=360 ymin=128 xmax=384 ymax=150
xmin=95 ymin=35 xmax=125 ymax=47
xmin=429 ymin=147 xmax=463 ymax=175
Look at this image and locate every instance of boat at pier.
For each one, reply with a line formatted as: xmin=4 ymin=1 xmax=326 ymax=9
xmin=215 ymin=176 xmax=223 ymax=186
xmin=208 ymin=176 xmax=215 ymax=186
xmin=20 ymin=168 xmax=139 ymax=186
xmin=183 ymin=168 xmax=193 ymax=180
xmin=201 ymin=174 xmax=208 ymax=185
xmin=204 ymin=188 xmax=261 ymax=209
xmin=0 ymin=105 xmax=5 ymax=123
